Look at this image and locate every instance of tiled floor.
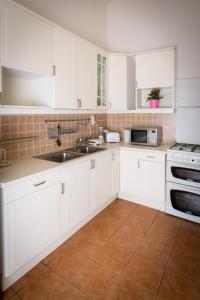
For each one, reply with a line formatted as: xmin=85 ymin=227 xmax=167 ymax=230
xmin=3 ymin=199 xmax=200 ymax=300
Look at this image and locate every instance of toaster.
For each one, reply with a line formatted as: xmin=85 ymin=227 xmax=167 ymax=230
xmin=106 ymin=132 xmax=120 ymax=143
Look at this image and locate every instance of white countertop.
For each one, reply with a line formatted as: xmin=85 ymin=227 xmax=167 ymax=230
xmin=0 ymin=143 xmax=172 ymax=184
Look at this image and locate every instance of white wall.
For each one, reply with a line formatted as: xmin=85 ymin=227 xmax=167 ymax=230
xmin=14 ymin=0 xmax=108 ymax=49
xmin=107 ymin=0 xmax=200 ymax=79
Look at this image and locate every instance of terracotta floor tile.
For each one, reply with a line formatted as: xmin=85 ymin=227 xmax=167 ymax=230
xmin=173 ymin=233 xmax=200 ymax=257
xmin=67 ymin=231 xmax=106 ymax=258
xmin=158 ymin=269 xmax=200 ymax=300
xmin=42 ymin=241 xmax=69 ymax=266
xmin=136 ymin=238 xmax=172 ymax=267
xmin=134 ymin=205 xmax=158 ymax=221
xmin=82 ymin=216 xmax=121 ymax=241
xmin=145 ymin=228 xmax=176 ymax=249
xmin=167 ymin=247 xmax=200 ymax=282
xmin=73 ymin=261 xmax=119 ymax=298
xmin=179 ymin=219 xmax=200 ymax=239
xmin=109 ymin=224 xmax=144 ymax=251
xmin=17 ymin=268 xmax=70 ymax=300
xmin=48 ymin=245 xmax=91 ymax=283
xmin=63 ymin=285 xmax=90 ymax=300
xmin=11 ymin=263 xmax=46 ymax=293
xmin=5 ymin=200 xmax=200 ymax=300
xmin=106 ymin=275 xmax=154 ymax=300
xmin=150 ymin=213 xmax=181 ymax=234
xmin=93 ymin=242 xmax=132 ymax=275
xmin=124 ymin=255 xmax=164 ymax=296
xmin=123 ymin=215 xmax=152 ymax=236
xmin=96 ymin=200 xmax=120 ymax=218
xmin=2 ymin=288 xmax=15 ymax=299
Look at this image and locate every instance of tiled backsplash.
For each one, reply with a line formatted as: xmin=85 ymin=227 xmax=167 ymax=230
xmin=0 ymin=112 xmax=176 ymax=160
xmin=107 ymin=113 xmax=176 ymax=144
xmin=0 ymin=114 xmax=107 ymax=160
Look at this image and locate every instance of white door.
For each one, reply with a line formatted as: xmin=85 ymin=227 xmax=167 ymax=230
xmin=136 ymin=49 xmax=174 ymax=89
xmin=54 ymin=28 xmax=78 ymax=109
xmin=111 ymin=151 xmax=120 ymax=197
xmin=3 ymin=180 xmax=65 ymax=277
xmin=138 ymin=159 xmax=165 ymax=209
xmin=1 ymin=1 xmax=53 ymax=75
xmin=78 ymin=40 xmax=97 ymax=109
xmin=120 ymin=149 xmax=138 ymax=195
xmin=64 ymin=160 xmax=90 ymax=229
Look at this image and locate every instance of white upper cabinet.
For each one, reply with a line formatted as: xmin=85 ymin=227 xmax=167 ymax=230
xmin=1 ymin=0 xmax=54 ymax=76
xmin=136 ymin=48 xmax=174 ymax=89
xmin=54 ymin=28 xmax=78 ymax=109
xmin=97 ymin=49 xmax=107 ymax=108
xmin=108 ymin=55 xmax=135 ymax=110
xmin=78 ymin=40 xmax=97 ymax=109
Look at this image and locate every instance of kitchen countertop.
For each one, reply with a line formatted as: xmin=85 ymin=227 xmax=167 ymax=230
xmin=0 ymin=143 xmax=172 ymax=185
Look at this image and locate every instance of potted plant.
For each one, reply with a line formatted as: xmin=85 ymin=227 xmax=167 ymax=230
xmin=146 ymin=88 xmax=163 ymax=108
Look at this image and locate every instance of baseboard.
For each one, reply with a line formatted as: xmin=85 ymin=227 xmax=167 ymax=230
xmin=2 ymin=196 xmax=116 ymax=291
xmin=118 ymin=192 xmax=165 ymax=211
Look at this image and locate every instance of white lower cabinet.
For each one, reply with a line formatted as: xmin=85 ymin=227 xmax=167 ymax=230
xmin=1 ymin=150 xmax=120 ymax=289
xmin=120 ymin=149 xmax=138 ymax=195
xmin=64 ymin=159 xmax=91 ymax=229
xmin=119 ymin=149 xmax=165 ymax=210
xmin=3 ymin=170 xmax=66 ymax=277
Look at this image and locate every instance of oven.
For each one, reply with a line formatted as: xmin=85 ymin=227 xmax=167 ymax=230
xmin=166 ymin=182 xmax=200 ymax=223
xmin=167 ymin=160 xmax=200 ymax=189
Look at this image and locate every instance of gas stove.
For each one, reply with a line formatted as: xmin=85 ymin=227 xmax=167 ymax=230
xmin=167 ymin=143 xmax=200 ymax=165
xmin=169 ymin=143 xmax=200 ymax=153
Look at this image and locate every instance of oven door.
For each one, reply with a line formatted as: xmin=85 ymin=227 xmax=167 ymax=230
xmin=130 ymin=129 xmax=148 ymax=145
xmin=166 ymin=182 xmax=200 ymax=223
xmin=167 ymin=160 xmax=200 ymax=189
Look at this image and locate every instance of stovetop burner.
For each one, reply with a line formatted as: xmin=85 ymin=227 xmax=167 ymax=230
xmin=170 ymin=143 xmax=200 ymax=153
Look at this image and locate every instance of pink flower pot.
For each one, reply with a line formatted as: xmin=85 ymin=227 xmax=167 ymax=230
xmin=149 ymin=99 xmax=159 ymax=108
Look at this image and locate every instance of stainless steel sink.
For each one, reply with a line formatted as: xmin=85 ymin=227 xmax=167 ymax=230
xmin=34 ymin=151 xmax=84 ymax=163
xmin=34 ymin=146 xmax=106 ymax=163
xmin=69 ymin=145 xmax=106 ymax=154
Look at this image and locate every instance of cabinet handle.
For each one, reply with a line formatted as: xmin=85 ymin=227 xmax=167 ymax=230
xmin=146 ymin=155 xmax=156 ymax=159
xmin=52 ymin=65 xmax=56 ymax=76
xmin=109 ymin=102 xmax=112 ymax=109
xmin=61 ymin=183 xmax=65 ymax=194
xmin=90 ymin=160 xmax=95 ymax=169
xmin=33 ymin=181 xmax=46 ymax=187
xmin=77 ymin=99 xmax=82 ymax=108
xmin=112 ymin=153 xmax=115 ymax=161
xmin=137 ymin=161 xmax=140 ymax=168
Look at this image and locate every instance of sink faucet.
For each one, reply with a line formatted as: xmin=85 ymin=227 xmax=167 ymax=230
xmin=73 ymin=137 xmax=89 ymax=150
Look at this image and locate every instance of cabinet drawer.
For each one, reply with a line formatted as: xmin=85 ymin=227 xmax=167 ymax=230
xmin=4 ymin=170 xmax=63 ymax=204
xmin=138 ymin=151 xmax=165 ymax=163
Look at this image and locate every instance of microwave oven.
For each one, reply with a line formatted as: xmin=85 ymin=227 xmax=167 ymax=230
xmin=124 ymin=127 xmax=162 ymax=146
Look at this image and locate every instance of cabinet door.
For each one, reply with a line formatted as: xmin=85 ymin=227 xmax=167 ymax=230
xmin=120 ymin=150 xmax=138 ymax=195
xmin=65 ymin=160 xmax=90 ymax=229
xmin=108 ymin=55 xmax=135 ymax=110
xmin=3 ymin=180 xmax=65 ymax=277
xmin=54 ymin=28 xmax=78 ymax=109
xmin=138 ymin=160 xmax=165 ymax=208
xmin=1 ymin=1 xmax=53 ymax=75
xmin=111 ymin=151 xmax=120 ymax=197
xmin=78 ymin=40 xmax=97 ymax=109
xmin=136 ymin=49 xmax=174 ymax=89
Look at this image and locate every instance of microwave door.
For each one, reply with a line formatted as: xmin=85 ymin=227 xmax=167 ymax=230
xmin=131 ymin=130 xmax=147 ymax=144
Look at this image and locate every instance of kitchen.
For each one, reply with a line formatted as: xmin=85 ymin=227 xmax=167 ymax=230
xmin=1 ymin=0 xmax=200 ymax=299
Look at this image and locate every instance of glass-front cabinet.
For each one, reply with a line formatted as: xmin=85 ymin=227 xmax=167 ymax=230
xmin=97 ymin=53 xmax=107 ymax=108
